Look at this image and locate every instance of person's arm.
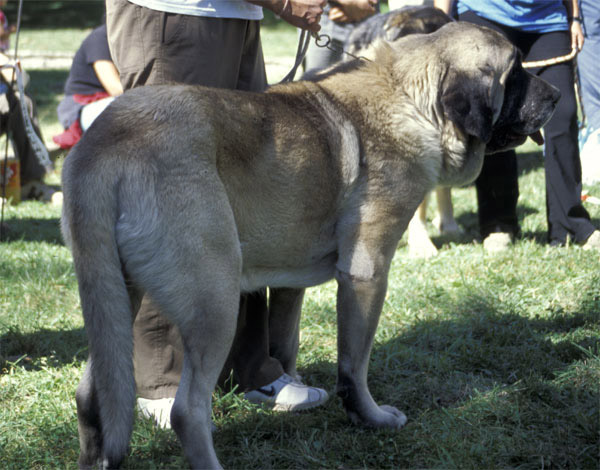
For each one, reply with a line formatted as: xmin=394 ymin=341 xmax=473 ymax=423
xmin=328 ymin=0 xmax=377 ymax=24
xmin=564 ymin=0 xmax=584 ymax=52
xmin=0 ymin=50 xmax=13 ymax=84
xmin=433 ymin=0 xmax=454 ymax=15
xmin=92 ymin=60 xmax=123 ymax=96
xmin=248 ymin=0 xmax=327 ymax=32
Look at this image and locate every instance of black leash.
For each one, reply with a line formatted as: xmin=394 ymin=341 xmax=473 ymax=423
xmin=279 ymin=31 xmax=371 ymax=84
xmin=312 ymin=32 xmax=372 ymax=62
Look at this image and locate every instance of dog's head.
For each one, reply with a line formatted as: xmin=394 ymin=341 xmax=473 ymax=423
xmin=384 ymin=5 xmax=453 ymax=41
xmin=437 ymin=22 xmax=559 ymax=153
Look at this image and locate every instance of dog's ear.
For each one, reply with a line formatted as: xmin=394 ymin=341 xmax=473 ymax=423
xmin=441 ymin=70 xmax=497 ymax=143
xmin=441 ymin=48 xmax=516 ymax=143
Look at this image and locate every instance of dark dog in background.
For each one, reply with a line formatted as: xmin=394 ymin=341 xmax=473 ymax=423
xmin=346 ymin=5 xmax=452 ymax=56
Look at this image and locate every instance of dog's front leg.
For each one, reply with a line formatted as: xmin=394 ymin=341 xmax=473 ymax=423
xmin=335 ymin=270 xmax=407 ymax=429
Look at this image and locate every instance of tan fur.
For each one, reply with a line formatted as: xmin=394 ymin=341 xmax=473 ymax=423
xmin=61 ymin=23 xmax=558 ymax=469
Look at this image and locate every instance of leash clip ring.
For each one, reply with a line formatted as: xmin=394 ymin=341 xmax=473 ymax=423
xmin=314 ymin=33 xmax=331 ymax=49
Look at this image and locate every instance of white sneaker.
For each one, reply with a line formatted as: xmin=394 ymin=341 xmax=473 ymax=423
xmin=483 ymin=232 xmax=513 ymax=253
xmin=137 ymin=397 xmax=174 ymax=429
xmin=137 ymin=397 xmax=218 ymax=432
xmin=582 ymin=230 xmax=600 ymax=251
xmin=244 ymin=373 xmax=329 ymax=412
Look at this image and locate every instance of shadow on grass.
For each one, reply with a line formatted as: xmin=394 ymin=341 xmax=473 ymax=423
xmin=429 ymin=202 xmax=540 ymax=247
xmin=0 ymin=326 xmax=87 ymax=371
xmin=517 ymin=150 xmax=544 ymax=176
xmin=1 ymin=216 xmax=63 ymax=245
xmin=211 ymin=282 xmax=599 ymax=469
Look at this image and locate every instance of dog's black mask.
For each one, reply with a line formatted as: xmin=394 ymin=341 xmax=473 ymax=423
xmin=486 ymin=59 xmax=560 ymax=154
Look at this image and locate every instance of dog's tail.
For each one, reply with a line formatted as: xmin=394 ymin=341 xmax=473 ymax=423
xmin=61 ymin=145 xmax=136 ymax=466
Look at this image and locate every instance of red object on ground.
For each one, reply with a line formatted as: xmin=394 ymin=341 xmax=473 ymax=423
xmin=52 ymin=119 xmax=83 ymax=150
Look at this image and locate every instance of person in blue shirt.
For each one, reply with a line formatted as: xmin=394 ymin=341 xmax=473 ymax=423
xmin=578 ymin=0 xmax=600 ymax=184
xmin=434 ymin=0 xmax=600 ymax=250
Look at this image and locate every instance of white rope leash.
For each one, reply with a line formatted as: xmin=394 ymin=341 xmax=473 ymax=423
xmin=522 ymin=48 xmax=577 ymax=69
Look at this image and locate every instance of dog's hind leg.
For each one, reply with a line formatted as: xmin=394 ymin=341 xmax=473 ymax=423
xmin=122 ymin=173 xmax=241 ymax=469
xmin=171 ymin=299 xmax=238 ymax=469
xmin=76 ymin=359 xmax=102 ymax=470
xmin=157 ymin=252 xmax=239 ymax=470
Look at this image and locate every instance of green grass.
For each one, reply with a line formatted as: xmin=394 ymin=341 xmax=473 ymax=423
xmin=1 ymin=23 xmax=600 ymax=470
xmin=17 ymin=28 xmax=92 ymax=54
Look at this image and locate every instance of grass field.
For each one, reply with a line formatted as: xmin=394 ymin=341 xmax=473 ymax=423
xmin=1 ymin=20 xmax=599 ymax=470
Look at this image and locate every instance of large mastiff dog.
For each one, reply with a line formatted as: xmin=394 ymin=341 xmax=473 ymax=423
xmin=62 ymin=22 xmax=558 ymax=469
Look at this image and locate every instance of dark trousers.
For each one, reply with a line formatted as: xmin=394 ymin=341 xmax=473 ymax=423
xmin=106 ymin=0 xmax=284 ymax=399
xmin=460 ymin=11 xmax=595 ymax=244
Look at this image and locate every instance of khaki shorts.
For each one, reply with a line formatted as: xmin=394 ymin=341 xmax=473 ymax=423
xmin=106 ymin=0 xmax=267 ymax=91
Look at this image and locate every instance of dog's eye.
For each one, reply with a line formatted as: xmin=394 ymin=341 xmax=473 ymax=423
xmin=478 ymin=64 xmax=494 ymax=76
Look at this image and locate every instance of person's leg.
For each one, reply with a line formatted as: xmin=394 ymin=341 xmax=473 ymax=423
xmin=525 ymin=31 xmax=595 ymax=245
xmin=458 ymin=11 xmax=521 ymax=243
xmin=223 ymin=21 xmax=328 ymax=408
xmin=106 ymin=0 xmax=182 ymax=412
xmin=577 ymin=25 xmax=600 ymax=185
xmin=107 ymin=2 xmax=326 ymax=413
xmin=268 ymin=288 xmax=306 ymax=379
xmin=475 ymin=149 xmax=520 ymax=239
xmin=107 ymin=3 xmax=269 ymax=406
xmin=579 ymin=0 xmax=600 ymax=131
xmin=225 ymin=290 xmax=285 ymax=390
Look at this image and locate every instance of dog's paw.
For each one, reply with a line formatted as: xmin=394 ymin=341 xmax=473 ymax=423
xmin=433 ymin=215 xmax=463 ymax=236
xmin=379 ymin=405 xmax=408 ymax=428
xmin=347 ymin=404 xmax=407 ymax=429
xmin=408 ymin=238 xmax=438 ymax=259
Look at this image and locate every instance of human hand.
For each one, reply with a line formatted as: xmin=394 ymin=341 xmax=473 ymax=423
xmin=329 ymin=0 xmax=377 ymax=23
xmin=252 ymin=0 xmax=327 ymax=32
xmin=433 ymin=0 xmax=454 ymax=15
xmin=570 ymin=20 xmax=584 ymax=52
